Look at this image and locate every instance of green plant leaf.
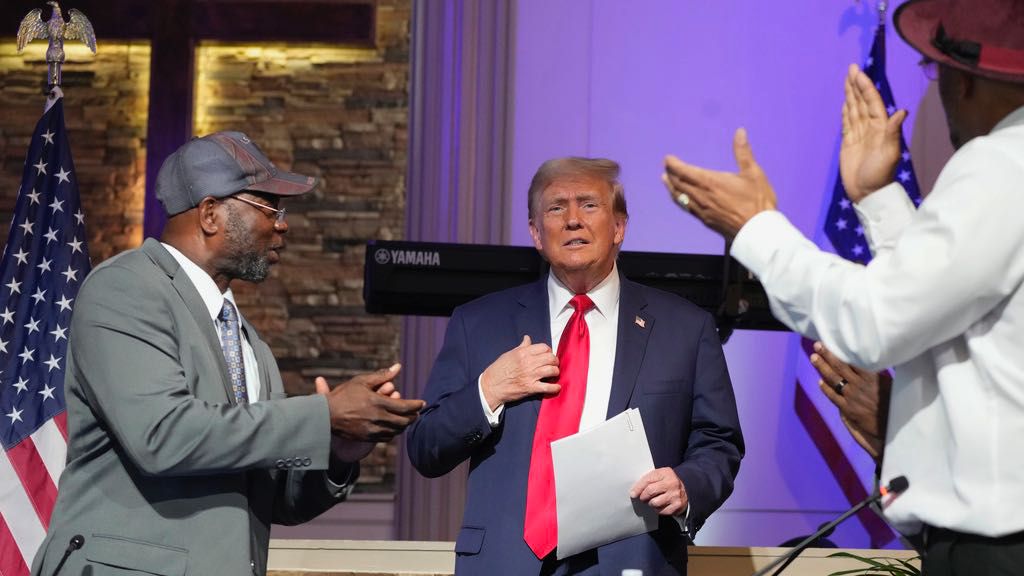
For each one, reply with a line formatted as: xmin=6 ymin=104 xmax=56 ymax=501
xmin=825 ymin=551 xmax=921 ymax=576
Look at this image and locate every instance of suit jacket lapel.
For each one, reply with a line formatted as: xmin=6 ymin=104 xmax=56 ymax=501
xmin=607 ymin=276 xmax=652 ymax=418
xmin=515 ymin=277 xmax=552 ymax=415
xmin=141 ymin=238 xmax=237 ymax=405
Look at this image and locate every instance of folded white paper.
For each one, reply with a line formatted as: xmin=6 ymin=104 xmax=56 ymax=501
xmin=551 ymin=408 xmax=659 ymax=559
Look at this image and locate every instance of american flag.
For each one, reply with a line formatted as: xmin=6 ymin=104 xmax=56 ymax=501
xmin=0 ymin=96 xmax=90 ymax=576
xmin=792 ymin=22 xmax=921 ymax=548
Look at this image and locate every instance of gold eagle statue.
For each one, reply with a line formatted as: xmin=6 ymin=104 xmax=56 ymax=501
xmin=17 ymin=1 xmax=96 ymax=87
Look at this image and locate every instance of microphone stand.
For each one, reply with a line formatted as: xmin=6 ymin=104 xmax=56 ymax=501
xmin=751 ymin=477 xmax=908 ymax=576
xmin=50 ymin=535 xmax=84 ymax=576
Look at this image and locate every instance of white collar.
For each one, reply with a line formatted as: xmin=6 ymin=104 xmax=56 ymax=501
xmin=547 ymin=263 xmax=621 ymax=320
xmin=161 ymin=242 xmax=237 ymax=322
xmin=993 ymin=104 xmax=1024 ymax=132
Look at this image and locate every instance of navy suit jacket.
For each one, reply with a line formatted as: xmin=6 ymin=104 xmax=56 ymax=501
xmin=406 ymin=272 xmax=744 ymax=576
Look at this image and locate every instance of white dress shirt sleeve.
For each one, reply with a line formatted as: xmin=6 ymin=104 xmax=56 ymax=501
xmin=730 ymin=138 xmax=1024 ymax=371
xmin=478 ymin=374 xmax=504 ymax=427
xmin=853 ymin=183 xmax=917 ymax=256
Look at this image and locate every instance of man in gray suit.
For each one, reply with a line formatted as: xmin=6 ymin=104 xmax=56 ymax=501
xmin=31 ymin=131 xmax=425 ymax=576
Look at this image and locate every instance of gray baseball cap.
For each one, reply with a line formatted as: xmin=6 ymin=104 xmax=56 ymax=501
xmin=155 ymin=131 xmax=318 ymax=216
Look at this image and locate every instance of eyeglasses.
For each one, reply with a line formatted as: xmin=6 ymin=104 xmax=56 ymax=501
xmin=229 ymin=194 xmax=287 ymax=224
xmin=918 ymin=56 xmax=939 ymax=82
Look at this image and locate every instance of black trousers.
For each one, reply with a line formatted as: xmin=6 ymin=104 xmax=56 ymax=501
xmin=922 ymin=527 xmax=1024 ymax=576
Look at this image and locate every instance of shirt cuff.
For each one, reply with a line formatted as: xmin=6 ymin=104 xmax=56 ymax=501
xmin=730 ymin=210 xmax=805 ymax=279
xmin=853 ymin=183 xmax=916 ymax=254
xmin=478 ymin=375 xmax=504 ymax=427
xmin=325 ymin=463 xmax=358 ymax=498
xmin=673 ymin=503 xmax=691 ymax=535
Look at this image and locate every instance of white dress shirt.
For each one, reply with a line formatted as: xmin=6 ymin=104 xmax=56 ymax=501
xmin=731 ymin=106 xmax=1024 ymax=537
xmin=162 ymin=243 xmax=262 ymax=402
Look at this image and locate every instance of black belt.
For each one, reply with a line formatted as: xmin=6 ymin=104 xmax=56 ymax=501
xmin=923 ymin=525 xmax=1024 ymax=549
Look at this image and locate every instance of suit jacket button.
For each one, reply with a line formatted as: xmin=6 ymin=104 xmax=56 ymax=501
xmin=275 ymin=459 xmax=285 ymax=469
xmin=303 ymin=457 xmax=312 ymax=466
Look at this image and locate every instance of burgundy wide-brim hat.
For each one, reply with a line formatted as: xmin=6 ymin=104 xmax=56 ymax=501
xmin=895 ymin=0 xmax=1024 ymax=83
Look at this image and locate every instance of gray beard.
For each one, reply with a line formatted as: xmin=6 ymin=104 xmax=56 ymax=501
xmin=223 ymin=204 xmax=271 ymax=283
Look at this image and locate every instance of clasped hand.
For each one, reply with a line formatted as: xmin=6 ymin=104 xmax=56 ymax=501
xmin=481 ymin=335 xmax=560 ymax=411
xmin=316 ymin=364 xmax=426 ymax=462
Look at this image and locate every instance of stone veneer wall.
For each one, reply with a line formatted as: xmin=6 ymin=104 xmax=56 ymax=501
xmin=0 ymin=0 xmax=410 ymax=493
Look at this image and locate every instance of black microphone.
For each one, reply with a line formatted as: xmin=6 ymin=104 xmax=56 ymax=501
xmin=50 ymin=534 xmax=84 ymax=576
xmin=752 ymin=476 xmax=909 ymax=576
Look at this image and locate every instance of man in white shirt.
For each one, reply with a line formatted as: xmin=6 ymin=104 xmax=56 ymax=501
xmin=407 ymin=157 xmax=743 ymax=575
xmin=32 ymin=131 xmax=425 ymax=576
xmin=662 ymin=1 xmax=1024 ymax=574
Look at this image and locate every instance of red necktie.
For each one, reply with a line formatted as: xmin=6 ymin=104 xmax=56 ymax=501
xmin=524 ymin=294 xmax=594 ymax=559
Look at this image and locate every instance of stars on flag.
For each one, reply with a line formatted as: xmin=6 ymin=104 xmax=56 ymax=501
xmin=17 ymin=346 xmax=35 ymax=364
xmin=30 ymin=288 xmax=46 ymax=305
xmin=55 ymin=295 xmax=73 ymax=312
xmin=62 ymin=266 xmax=79 ymax=283
xmin=5 ymin=406 xmax=23 ymax=424
xmin=43 ymin=356 xmax=61 ymax=373
xmin=24 ymin=317 xmax=41 ymax=335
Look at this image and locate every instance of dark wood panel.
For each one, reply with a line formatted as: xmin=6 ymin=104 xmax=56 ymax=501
xmin=191 ymin=0 xmax=375 ymax=45
xmin=3 ymin=0 xmax=152 ymax=40
xmin=3 ymin=0 xmax=373 ymax=43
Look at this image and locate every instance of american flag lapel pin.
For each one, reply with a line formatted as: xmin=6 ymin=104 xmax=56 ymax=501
xmin=634 ymin=316 xmax=645 ymax=328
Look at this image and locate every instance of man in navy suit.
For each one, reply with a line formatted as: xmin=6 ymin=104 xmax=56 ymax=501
xmin=406 ymin=157 xmax=744 ymax=575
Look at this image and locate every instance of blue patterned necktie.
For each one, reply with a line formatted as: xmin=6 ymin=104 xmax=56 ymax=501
xmin=218 ymin=299 xmax=249 ymax=405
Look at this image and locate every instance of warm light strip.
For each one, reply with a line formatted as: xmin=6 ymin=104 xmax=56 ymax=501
xmin=193 ymin=42 xmax=380 ymax=136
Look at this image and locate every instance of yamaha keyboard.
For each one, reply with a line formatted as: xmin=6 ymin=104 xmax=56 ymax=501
xmin=363 ymin=240 xmax=787 ymax=339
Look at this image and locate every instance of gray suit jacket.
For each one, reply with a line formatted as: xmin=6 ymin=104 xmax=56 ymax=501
xmin=32 ymin=239 xmax=353 ymax=576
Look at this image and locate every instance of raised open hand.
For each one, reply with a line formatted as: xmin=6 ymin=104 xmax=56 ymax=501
xmin=839 ymin=63 xmax=908 ymax=203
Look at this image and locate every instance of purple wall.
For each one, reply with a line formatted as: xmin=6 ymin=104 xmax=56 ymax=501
xmin=509 ymin=0 xmax=948 ymax=548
